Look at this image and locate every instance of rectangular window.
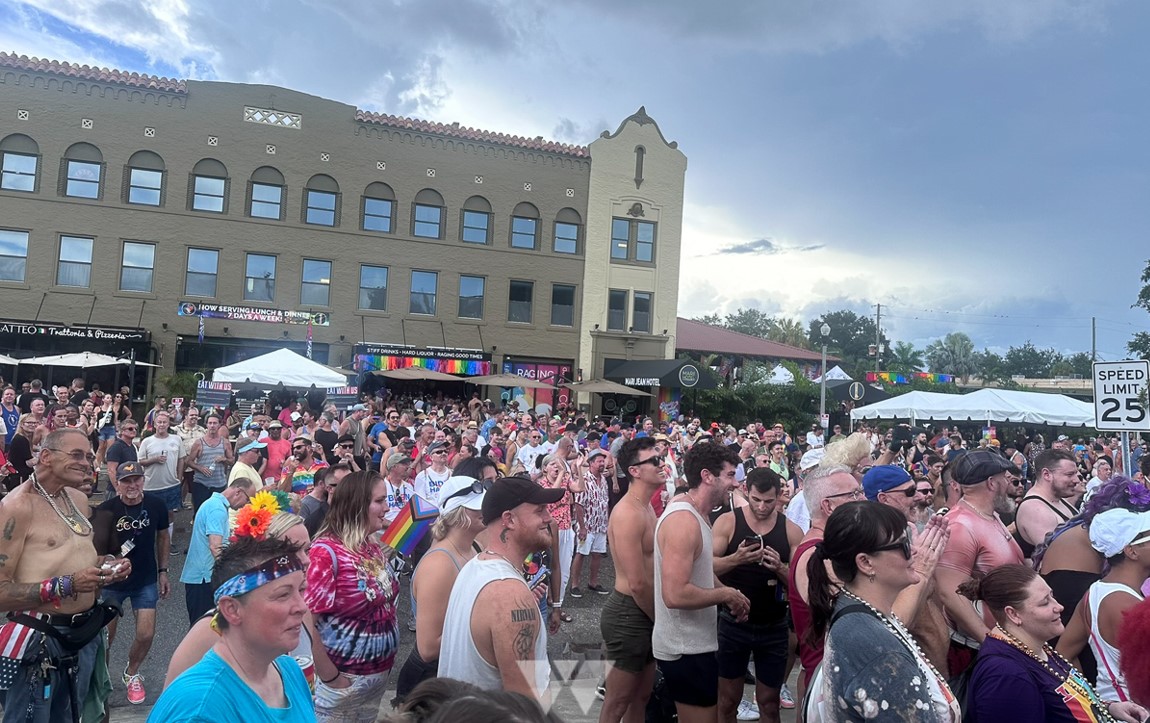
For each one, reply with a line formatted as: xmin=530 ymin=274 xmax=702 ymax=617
xmin=65 ymin=160 xmax=101 ymax=199
xmin=461 ymin=211 xmax=490 ymax=244
xmin=607 ymin=289 xmax=627 ymax=331
xmin=363 ymin=197 xmax=393 ymax=232
xmin=192 ymin=175 xmax=226 ymax=212
xmin=250 ymin=182 xmax=283 ymax=219
xmin=611 ymin=218 xmax=657 ymax=263
xmin=301 ymin=259 xmax=332 ymax=306
xmin=510 ymin=217 xmax=538 ymax=249
xmin=305 ymin=190 xmax=337 ymax=226
xmin=245 ymin=253 xmax=276 ymax=301
xmin=127 ymin=168 xmax=162 ymax=205
xmin=120 ymin=241 xmax=155 ymax=292
xmin=0 ymin=229 xmax=29 ymax=282
xmin=359 ymin=265 xmax=388 ymax=311
xmin=508 ymin=280 xmax=534 ymax=324
xmin=550 ymin=284 xmax=575 ymax=327
xmin=413 ymin=204 xmax=443 ymax=238
xmin=57 ymin=235 xmax=93 ymax=288
xmin=410 ymin=271 xmax=438 ymax=315
xmin=458 ymin=275 xmax=485 ymax=319
xmin=185 ymin=248 xmax=219 ymax=297
xmin=554 ymin=222 xmax=579 ymax=254
xmin=1 ymin=153 xmax=36 ymax=192
xmin=633 ymin=291 xmax=652 ymax=333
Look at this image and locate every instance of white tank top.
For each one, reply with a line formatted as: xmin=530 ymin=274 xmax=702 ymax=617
xmin=437 ymin=557 xmax=549 ymax=696
xmin=653 ymin=499 xmax=718 ymax=660
xmin=1088 ymin=579 xmax=1142 ymax=701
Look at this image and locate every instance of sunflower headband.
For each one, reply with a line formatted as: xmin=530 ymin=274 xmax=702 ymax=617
xmin=231 ymin=489 xmax=292 ymax=541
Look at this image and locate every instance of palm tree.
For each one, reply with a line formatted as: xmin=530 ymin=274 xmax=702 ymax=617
xmin=924 ymin=332 xmax=977 ymax=382
xmin=888 ymin=341 xmax=925 ymax=374
xmin=768 ymin=317 xmax=810 ymax=349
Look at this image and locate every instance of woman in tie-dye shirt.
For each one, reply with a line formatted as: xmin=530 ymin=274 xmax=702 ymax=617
xmin=306 ymin=470 xmax=399 ymax=722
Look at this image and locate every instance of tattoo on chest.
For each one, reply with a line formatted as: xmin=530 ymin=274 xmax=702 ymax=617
xmin=0 ymin=554 xmax=8 ymax=568
xmin=3 ymin=519 xmax=14 ymax=541
xmin=511 ymin=607 xmax=534 ymax=623
xmin=514 ymin=624 xmax=534 ymax=660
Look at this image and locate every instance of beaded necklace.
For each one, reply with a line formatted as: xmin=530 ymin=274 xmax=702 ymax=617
xmin=839 ymin=589 xmax=955 ymax=706
xmin=988 ymin=625 xmax=1115 ymax=722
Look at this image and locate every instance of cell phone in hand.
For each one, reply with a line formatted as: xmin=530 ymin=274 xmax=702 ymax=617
xmin=743 ymin=534 xmax=763 ymax=550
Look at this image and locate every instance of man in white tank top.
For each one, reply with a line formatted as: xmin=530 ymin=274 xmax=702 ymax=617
xmin=654 ymin=442 xmax=750 ymax=722
xmin=439 ymin=475 xmax=565 ymax=700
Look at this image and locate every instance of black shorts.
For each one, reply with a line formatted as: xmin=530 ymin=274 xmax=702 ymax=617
xmin=600 ymin=591 xmax=654 ymax=673
xmin=657 ymin=652 xmax=719 ymax=708
xmin=716 ymin=613 xmax=789 ymax=688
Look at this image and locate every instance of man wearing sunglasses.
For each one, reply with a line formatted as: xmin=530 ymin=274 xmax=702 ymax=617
xmin=279 ymin=434 xmax=328 ymax=494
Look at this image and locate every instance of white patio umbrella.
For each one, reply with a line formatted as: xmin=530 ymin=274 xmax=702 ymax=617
xmin=23 ymin=352 xmax=160 ymax=368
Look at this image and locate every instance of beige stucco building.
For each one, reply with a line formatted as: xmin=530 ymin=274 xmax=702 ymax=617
xmin=0 ymin=52 xmax=686 ymax=414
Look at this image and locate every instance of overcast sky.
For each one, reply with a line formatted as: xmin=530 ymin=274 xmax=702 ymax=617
xmin=5 ymin=0 xmax=1148 ymax=359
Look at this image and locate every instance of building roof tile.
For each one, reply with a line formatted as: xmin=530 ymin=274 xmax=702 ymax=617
xmin=355 ymin=110 xmax=589 ymax=158
xmin=0 ymin=52 xmax=187 ymax=93
xmin=676 ymin=317 xmax=836 ymax=362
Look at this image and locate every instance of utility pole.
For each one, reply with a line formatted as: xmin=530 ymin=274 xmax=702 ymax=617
xmin=874 ymin=303 xmax=882 ymax=372
xmin=1092 ymin=316 xmax=1097 ymax=362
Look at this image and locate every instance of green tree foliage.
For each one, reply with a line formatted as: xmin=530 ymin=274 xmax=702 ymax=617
xmin=924 ymin=332 xmax=977 ymax=381
xmin=692 ymin=309 xmax=812 ymax=349
xmin=887 ymin=341 xmax=925 ymax=374
xmin=1129 ymin=260 xmax=1150 ymax=360
xmin=690 ymin=373 xmax=818 ymax=430
xmin=1002 ymin=341 xmax=1062 ymax=378
xmin=885 ymin=377 xmax=962 ymax=397
xmin=807 ymin=309 xmax=888 ymax=379
xmin=974 ymin=350 xmax=1007 ymax=384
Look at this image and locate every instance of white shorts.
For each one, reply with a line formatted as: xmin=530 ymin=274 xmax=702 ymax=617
xmin=577 ymin=531 xmax=608 ymax=556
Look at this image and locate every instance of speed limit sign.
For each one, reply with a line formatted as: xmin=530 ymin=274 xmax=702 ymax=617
xmin=1093 ymin=360 xmax=1150 ymax=431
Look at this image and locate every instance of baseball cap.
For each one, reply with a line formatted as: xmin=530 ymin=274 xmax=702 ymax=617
xmin=350 ymin=403 xmax=368 ymax=412
xmin=247 ymin=423 xmax=261 ymax=430
xmin=481 ymin=475 xmax=565 ymax=525
xmin=1089 ymin=509 xmax=1150 ymax=557
xmin=862 ymin=465 xmax=913 ymax=500
xmin=290 ymin=412 xmax=301 ymax=422
xmin=293 ymin=434 xmax=314 ymax=444
xmin=438 ymin=475 xmax=488 ymax=514
xmin=799 ymin=449 xmax=824 ymax=471
xmin=267 ymin=420 xmax=284 ymax=429
xmin=238 ymin=439 xmax=267 ymax=454
xmin=335 ymin=433 xmax=355 ymax=446
xmin=953 ymin=449 xmax=1020 ymax=486
xmin=386 ymin=454 xmax=413 ymax=471
xmin=116 ymin=461 xmax=144 ymax=479
xmin=427 ymin=441 xmax=449 ymax=454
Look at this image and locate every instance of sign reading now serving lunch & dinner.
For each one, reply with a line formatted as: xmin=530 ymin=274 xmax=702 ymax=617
xmin=177 ymin=302 xmax=330 ymax=327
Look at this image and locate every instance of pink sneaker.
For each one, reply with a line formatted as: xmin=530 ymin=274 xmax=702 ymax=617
xmin=124 ymin=669 xmax=146 ymax=705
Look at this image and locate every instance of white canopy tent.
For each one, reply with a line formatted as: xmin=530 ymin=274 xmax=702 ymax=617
xmin=850 ymin=387 xmax=1095 ymax=427
xmin=766 ymin=364 xmax=794 ymax=385
xmin=813 ymin=365 xmax=852 ymax=383
xmin=212 ymin=348 xmax=348 ymax=388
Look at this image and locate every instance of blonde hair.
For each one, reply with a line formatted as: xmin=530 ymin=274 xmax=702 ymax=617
xmin=430 ymin=506 xmax=473 ymax=541
xmin=266 ymin=511 xmax=305 ymax=540
xmin=821 ymin=432 xmax=871 ymax=470
xmin=317 ymin=470 xmax=383 ymax=552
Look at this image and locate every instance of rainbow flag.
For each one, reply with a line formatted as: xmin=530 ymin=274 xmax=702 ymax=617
xmin=381 ymin=494 xmax=438 ymax=556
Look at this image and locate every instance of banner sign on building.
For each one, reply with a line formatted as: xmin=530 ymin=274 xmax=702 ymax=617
xmin=325 ymin=385 xmax=359 ymax=410
xmin=355 ymin=344 xmax=492 ymax=375
xmin=178 ymin=302 xmax=330 ymax=327
xmin=0 ymin=320 xmax=148 ymax=342
xmin=195 ymin=380 xmax=233 ymax=410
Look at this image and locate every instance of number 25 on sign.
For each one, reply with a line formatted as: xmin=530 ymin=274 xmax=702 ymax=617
xmin=1093 ymin=360 xmax=1150 ymax=431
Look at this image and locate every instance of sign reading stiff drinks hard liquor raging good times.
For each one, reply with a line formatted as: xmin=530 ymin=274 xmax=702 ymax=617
xmin=1093 ymin=360 xmax=1150 ymax=432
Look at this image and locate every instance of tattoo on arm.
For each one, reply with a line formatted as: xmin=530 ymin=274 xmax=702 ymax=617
xmin=511 ymin=607 xmax=535 ymax=623
xmin=513 ymin=624 xmax=534 ymax=660
xmin=3 ymin=519 xmax=14 ymax=541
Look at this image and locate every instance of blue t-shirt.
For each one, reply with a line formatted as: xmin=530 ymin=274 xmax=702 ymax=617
xmin=180 ymin=492 xmax=229 ymax=585
xmin=368 ymin=422 xmax=389 ymax=465
xmin=148 ymin=649 xmax=315 ymax=723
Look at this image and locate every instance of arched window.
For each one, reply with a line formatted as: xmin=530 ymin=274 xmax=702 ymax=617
xmin=60 ymin=142 xmax=103 ymax=199
xmin=510 ymin=202 xmax=539 ymax=250
xmin=412 ymin=188 xmax=445 ymax=239
xmin=304 ymin=174 xmax=340 ymax=226
xmin=0 ymin=134 xmax=39 ymax=192
xmin=189 ymin=158 xmax=229 ymax=213
xmin=553 ymin=207 xmax=582 ymax=254
xmin=460 ymin=195 xmax=492 ymax=244
xmin=362 ymin=182 xmax=395 ymax=233
xmin=249 ymin=166 xmax=285 ymax=220
xmin=124 ymin=150 xmax=165 ymax=206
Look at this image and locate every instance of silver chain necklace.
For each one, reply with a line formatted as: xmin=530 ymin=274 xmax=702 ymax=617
xmin=31 ymin=474 xmax=93 ymax=536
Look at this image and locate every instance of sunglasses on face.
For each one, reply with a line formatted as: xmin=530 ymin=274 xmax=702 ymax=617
xmin=337 ymin=443 xmax=353 ymax=449
xmin=443 ymin=479 xmax=494 ymax=504
xmin=885 ymin=485 xmax=919 ymax=498
xmin=631 ymin=455 xmax=665 ymax=469
xmin=872 ymin=536 xmax=912 ymax=560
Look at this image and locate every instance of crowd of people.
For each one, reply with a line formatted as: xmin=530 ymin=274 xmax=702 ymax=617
xmin=4 ymin=377 xmax=1150 ymax=722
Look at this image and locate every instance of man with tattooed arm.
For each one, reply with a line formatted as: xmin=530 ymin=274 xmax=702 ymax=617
xmin=438 ymin=475 xmax=564 ymax=699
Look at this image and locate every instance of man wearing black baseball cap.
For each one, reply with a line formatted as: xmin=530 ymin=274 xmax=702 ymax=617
xmin=439 ymin=476 xmax=563 ymax=699
xmin=935 ymin=449 xmax=1024 ymax=677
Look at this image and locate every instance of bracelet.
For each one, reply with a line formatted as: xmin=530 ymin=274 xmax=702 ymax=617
xmin=550 ymin=601 xmax=563 ymax=608
xmin=39 ymin=579 xmax=55 ymax=605
xmin=320 ymin=672 xmax=343 ymax=684
xmin=158 ymin=568 xmax=168 ymax=573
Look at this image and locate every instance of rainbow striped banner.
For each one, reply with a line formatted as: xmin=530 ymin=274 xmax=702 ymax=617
xmin=381 ymin=494 xmax=439 ymax=556
xmin=866 ymin=371 xmax=956 ymax=385
xmin=356 ymin=354 xmax=493 ymax=375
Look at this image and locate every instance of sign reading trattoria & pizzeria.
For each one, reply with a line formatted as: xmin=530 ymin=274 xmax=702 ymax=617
xmin=177 ymin=302 xmax=330 ymax=326
xmin=0 ymin=320 xmax=148 ymax=342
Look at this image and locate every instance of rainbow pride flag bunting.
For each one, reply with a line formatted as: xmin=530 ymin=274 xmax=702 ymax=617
xmin=381 ymin=494 xmax=439 ymax=557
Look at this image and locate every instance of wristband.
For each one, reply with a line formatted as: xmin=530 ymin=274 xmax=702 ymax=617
xmin=550 ymin=601 xmax=563 ymax=609
xmin=321 ymin=672 xmax=343 ymax=684
xmin=158 ymin=568 xmax=168 ymax=573
xmin=39 ymin=579 xmax=55 ymax=605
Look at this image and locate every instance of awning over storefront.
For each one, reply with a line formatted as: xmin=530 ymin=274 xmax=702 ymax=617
xmin=604 ymin=358 xmax=718 ymax=390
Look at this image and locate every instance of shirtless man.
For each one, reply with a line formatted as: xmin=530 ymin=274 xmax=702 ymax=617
xmin=599 ymin=437 xmax=663 ymax=723
xmin=0 ymin=428 xmax=132 ymax=721
xmin=438 ymin=476 xmax=564 ymax=698
xmin=1013 ymin=448 xmax=1081 ymax=561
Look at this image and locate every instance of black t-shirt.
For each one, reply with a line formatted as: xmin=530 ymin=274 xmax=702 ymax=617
xmin=16 ymin=392 xmax=50 ymax=415
xmin=106 ymin=438 xmax=138 ymax=467
xmin=92 ymin=493 xmax=170 ymax=591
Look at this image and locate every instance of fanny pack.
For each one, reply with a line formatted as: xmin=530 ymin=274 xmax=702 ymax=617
xmin=8 ymin=600 xmax=121 ymax=653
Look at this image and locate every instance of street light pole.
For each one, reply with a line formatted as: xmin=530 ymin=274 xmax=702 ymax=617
xmin=819 ymin=323 xmax=830 ymax=427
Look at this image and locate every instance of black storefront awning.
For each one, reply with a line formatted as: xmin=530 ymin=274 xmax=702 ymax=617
xmin=604 ymin=358 xmax=718 ymax=390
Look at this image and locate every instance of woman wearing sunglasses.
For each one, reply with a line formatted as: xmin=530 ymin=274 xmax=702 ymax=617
xmin=806 ymin=501 xmax=959 ymax=721
xmin=394 ymin=475 xmax=489 ymax=704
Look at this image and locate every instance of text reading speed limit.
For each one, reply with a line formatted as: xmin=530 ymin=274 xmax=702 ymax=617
xmin=1093 ymin=360 xmax=1150 ymax=431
